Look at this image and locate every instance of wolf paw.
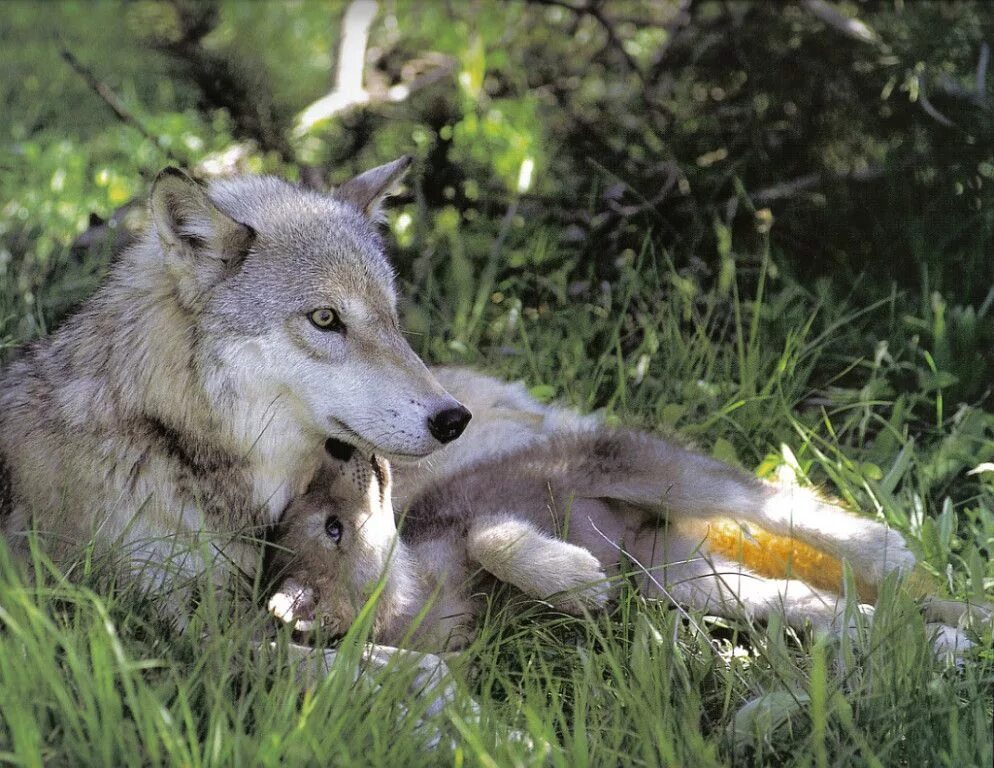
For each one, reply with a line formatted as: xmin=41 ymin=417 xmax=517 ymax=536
xmin=927 ymin=622 xmax=975 ymax=666
xmin=922 ymin=597 xmax=993 ymax=628
xmin=469 ymin=519 xmax=611 ymax=613
xmin=268 ymin=578 xmax=320 ymax=633
xmin=542 ymin=544 xmax=610 ymax=614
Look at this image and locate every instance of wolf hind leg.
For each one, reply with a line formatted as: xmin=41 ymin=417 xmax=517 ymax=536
xmin=926 ymin=622 xmax=976 ymax=662
xmin=632 ymin=545 xmax=974 ymax=661
xmin=628 ymin=537 xmax=869 ymax=638
xmin=921 ymin=598 xmax=991 ymax=663
xmin=465 ymin=514 xmax=610 ymax=612
xmin=751 ymin=483 xmax=916 ymax=584
xmin=920 ymin=596 xmax=993 ymax=627
xmin=576 ymin=432 xmax=916 ymax=586
xmin=680 ymin=477 xmax=915 ymax=586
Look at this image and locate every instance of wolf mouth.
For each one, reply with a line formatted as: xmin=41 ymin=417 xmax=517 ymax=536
xmin=328 ymin=419 xmax=432 ymax=461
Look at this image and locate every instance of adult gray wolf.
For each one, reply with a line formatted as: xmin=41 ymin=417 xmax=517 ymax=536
xmin=268 ymin=370 xmax=987 ymax=656
xmin=0 ymin=158 xmax=471 ymax=613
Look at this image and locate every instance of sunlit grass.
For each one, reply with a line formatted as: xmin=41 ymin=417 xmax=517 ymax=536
xmin=1 ymin=227 xmax=992 ymax=765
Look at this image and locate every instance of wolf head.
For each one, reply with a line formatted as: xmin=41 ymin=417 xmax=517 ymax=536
xmin=268 ymin=440 xmax=411 ymax=637
xmin=148 ymin=158 xmax=470 ymax=459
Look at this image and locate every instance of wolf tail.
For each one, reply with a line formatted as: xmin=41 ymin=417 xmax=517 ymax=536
xmin=699 ymin=518 xmax=944 ymax=602
xmin=557 ymin=427 xmax=919 ymax=592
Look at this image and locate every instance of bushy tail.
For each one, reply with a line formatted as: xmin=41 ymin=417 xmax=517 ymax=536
xmin=552 ymin=427 xmax=919 ymax=590
xmin=700 ymin=518 xmax=939 ymax=602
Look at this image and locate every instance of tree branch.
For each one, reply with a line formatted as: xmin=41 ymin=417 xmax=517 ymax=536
xmin=294 ymin=1 xmax=456 ymax=137
xmin=58 ymin=41 xmax=186 ymax=166
xmin=977 ymin=41 xmax=990 ymax=97
xmin=528 ymin=0 xmax=645 ymax=81
xmin=150 ymin=1 xmax=295 ymax=163
xmin=800 ymin=0 xmax=879 ymax=46
xmin=916 ymin=75 xmax=958 ymax=128
xmin=722 ymin=165 xmax=887 ymax=220
xmin=295 ymin=0 xmax=379 ymax=136
xmin=932 ymin=42 xmax=991 ymax=111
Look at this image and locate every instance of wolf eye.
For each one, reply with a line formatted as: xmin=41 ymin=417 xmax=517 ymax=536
xmin=325 ymin=515 xmax=343 ymax=544
xmin=309 ymin=308 xmax=345 ymax=332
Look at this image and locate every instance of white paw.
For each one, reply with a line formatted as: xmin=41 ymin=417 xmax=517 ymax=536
xmin=927 ymin=622 xmax=975 ymax=665
xmin=543 ymin=544 xmax=610 ymax=614
xmin=268 ymin=578 xmax=320 ymax=633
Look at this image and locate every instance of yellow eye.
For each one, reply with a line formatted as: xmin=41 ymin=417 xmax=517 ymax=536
xmin=308 ymin=308 xmax=345 ymax=332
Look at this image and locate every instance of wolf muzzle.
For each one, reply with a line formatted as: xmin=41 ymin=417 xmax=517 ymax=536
xmin=427 ymin=405 xmax=472 ymax=444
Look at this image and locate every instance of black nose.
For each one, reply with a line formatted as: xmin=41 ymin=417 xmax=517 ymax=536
xmin=427 ymin=405 xmax=472 ymax=444
xmin=325 ymin=438 xmax=356 ymax=462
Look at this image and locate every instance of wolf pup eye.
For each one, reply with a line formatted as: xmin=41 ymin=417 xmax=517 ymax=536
xmin=309 ymin=308 xmax=345 ymax=333
xmin=325 ymin=515 xmax=343 ymax=544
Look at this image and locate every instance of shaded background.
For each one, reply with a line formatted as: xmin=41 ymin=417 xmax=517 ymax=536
xmin=1 ymin=0 xmax=992 ymax=477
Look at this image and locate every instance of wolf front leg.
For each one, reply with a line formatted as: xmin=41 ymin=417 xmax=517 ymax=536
xmin=265 ymin=642 xmax=470 ymax=751
xmin=465 ymin=514 xmax=610 ymax=613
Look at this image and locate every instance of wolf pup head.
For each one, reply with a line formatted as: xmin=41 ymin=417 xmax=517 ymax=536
xmin=148 ymin=158 xmax=470 ymax=459
xmin=268 ymin=440 xmax=412 ymax=638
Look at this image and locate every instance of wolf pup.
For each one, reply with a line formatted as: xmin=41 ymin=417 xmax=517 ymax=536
xmin=392 ymin=367 xmax=915 ymax=590
xmin=0 ymin=158 xmax=470 ymax=610
xmin=269 ymin=427 xmax=982 ymax=655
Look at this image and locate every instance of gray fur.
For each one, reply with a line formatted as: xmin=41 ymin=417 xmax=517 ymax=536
xmin=0 ymin=453 xmax=13 ymax=525
xmin=0 ymin=161 xmax=466 ymax=613
xmin=272 ymin=369 xmax=985 ymax=657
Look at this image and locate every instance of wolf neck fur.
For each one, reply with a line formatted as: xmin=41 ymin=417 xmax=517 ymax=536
xmin=55 ymin=240 xmax=321 ymax=513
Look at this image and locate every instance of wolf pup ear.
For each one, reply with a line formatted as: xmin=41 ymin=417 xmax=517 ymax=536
xmin=150 ymin=167 xmax=256 ymax=272
xmin=333 ymin=155 xmax=412 ymax=220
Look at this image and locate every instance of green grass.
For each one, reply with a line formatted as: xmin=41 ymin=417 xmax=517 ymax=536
xmin=2 ymin=1 xmax=993 ymax=761
xmin=1 ymin=218 xmax=993 ymax=766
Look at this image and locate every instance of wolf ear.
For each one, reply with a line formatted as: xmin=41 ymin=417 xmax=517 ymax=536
xmin=150 ymin=167 xmax=256 ymax=270
xmin=333 ymin=155 xmax=412 ymax=220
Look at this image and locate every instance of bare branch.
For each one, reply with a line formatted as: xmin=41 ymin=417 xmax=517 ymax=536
xmin=723 ymin=174 xmax=820 ymax=221
xmin=295 ymin=0 xmax=379 ymax=136
xmin=801 ymin=0 xmax=879 ymax=46
xmin=722 ymin=166 xmax=887 ymax=220
xmin=917 ymin=75 xmax=958 ymax=128
xmin=295 ymin=2 xmax=455 ymax=137
xmin=58 ymin=41 xmax=185 ymax=166
xmin=919 ymin=43 xmax=991 ymax=114
xmin=747 ymin=174 xmax=824 ymax=205
xmin=977 ymin=42 xmax=990 ymax=98
xmin=528 ymin=0 xmax=645 ymax=81
xmin=383 ymin=56 xmax=456 ymax=103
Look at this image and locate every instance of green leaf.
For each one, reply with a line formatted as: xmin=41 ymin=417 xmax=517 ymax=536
xmin=528 ymin=384 xmax=557 ymax=403
xmin=711 ymin=437 xmax=740 ymax=467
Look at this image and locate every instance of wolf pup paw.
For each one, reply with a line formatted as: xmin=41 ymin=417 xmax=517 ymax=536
xmin=542 ymin=543 xmax=610 ymax=614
